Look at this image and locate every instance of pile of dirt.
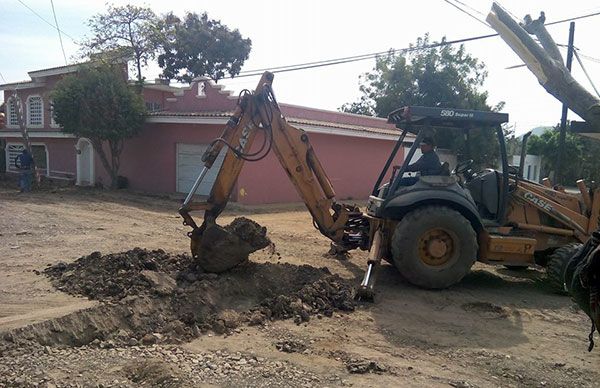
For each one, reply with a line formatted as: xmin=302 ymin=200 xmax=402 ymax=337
xmin=21 ymin=222 xmax=355 ymax=349
xmin=44 ymin=248 xmax=192 ymax=300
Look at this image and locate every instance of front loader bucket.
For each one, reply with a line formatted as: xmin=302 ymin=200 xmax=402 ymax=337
xmin=190 ymin=218 xmax=271 ymax=273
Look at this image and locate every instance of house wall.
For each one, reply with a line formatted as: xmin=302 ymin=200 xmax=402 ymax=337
xmin=237 ymin=132 xmax=405 ymax=204
xmin=164 ymin=81 xmax=237 ymax=112
xmin=2 ymin=69 xmax=406 ymax=203
xmin=512 ymin=154 xmax=542 ymax=182
xmin=2 ymin=75 xmax=66 ymax=132
xmin=95 ymin=123 xmax=224 ymax=192
xmin=2 ymin=136 xmax=76 ymax=178
xmin=99 ymin=122 xmax=403 ymax=204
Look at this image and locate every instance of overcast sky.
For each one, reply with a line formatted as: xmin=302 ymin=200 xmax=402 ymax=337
xmin=1 ymin=0 xmax=599 ymax=134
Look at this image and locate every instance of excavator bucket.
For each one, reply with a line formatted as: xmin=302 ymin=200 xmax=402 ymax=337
xmin=190 ymin=218 xmax=271 ymax=273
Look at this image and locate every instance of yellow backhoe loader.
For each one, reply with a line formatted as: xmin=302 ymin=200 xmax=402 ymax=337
xmin=178 ymin=72 xmax=600 ymax=298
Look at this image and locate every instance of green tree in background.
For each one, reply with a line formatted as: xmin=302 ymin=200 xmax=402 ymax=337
xmin=341 ymin=34 xmax=503 ymax=168
xmin=81 ymin=4 xmax=162 ymax=84
xmin=157 ymin=12 xmax=252 ymax=83
xmin=52 ymin=65 xmax=146 ymax=188
xmin=528 ymin=127 xmax=600 ymax=185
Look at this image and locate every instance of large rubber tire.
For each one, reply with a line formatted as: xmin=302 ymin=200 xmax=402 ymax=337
xmin=546 ymin=243 xmax=583 ymax=295
xmin=391 ymin=206 xmax=478 ymax=289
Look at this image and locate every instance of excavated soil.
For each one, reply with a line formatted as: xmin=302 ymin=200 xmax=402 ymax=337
xmin=194 ymin=217 xmax=273 ymax=273
xmin=5 ymin=219 xmax=354 ymax=351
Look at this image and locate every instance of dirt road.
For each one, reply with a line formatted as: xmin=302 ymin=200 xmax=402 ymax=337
xmin=0 ymin=186 xmax=598 ymax=387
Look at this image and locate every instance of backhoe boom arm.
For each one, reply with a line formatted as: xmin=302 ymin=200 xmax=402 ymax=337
xmin=179 ymin=72 xmax=368 ymax=256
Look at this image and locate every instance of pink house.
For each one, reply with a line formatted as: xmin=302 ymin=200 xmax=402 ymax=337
xmin=1 ymin=63 xmax=412 ymax=204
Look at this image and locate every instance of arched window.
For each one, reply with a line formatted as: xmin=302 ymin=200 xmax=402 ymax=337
xmin=6 ymin=97 xmax=19 ymax=127
xmin=27 ymin=95 xmax=43 ymax=127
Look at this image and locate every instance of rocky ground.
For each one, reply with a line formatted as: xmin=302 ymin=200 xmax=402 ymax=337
xmin=0 ymin=185 xmax=599 ymax=387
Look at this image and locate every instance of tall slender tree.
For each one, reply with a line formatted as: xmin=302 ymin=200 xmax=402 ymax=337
xmin=81 ymin=4 xmax=162 ymax=84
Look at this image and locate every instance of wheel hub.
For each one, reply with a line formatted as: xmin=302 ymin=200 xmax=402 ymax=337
xmin=418 ymin=228 xmax=455 ymax=266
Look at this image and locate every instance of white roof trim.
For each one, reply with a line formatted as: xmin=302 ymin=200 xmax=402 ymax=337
xmin=295 ymin=123 xmax=403 ymax=141
xmin=27 ymin=64 xmax=81 ymax=78
xmin=141 ymin=83 xmax=180 ymax=93
xmin=147 ymin=116 xmax=228 ymax=125
xmin=146 ymin=116 xmax=404 ymax=140
xmin=0 ymin=82 xmax=46 ymax=90
xmin=0 ymin=131 xmax=75 ymax=139
xmin=280 ymin=102 xmax=390 ymax=123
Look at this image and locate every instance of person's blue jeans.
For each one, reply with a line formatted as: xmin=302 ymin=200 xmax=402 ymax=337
xmin=19 ymin=170 xmax=32 ymax=192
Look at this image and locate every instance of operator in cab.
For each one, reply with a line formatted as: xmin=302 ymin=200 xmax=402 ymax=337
xmin=406 ymin=136 xmax=442 ymax=176
xmin=400 ymin=136 xmax=442 ymax=186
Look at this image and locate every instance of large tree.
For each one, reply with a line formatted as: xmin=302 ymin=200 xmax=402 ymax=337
xmin=52 ymin=65 xmax=146 ymax=188
xmin=342 ymin=34 xmax=502 ymax=167
xmin=527 ymin=127 xmax=600 ymax=184
xmin=157 ymin=12 xmax=252 ymax=83
xmin=81 ymin=4 xmax=162 ymax=84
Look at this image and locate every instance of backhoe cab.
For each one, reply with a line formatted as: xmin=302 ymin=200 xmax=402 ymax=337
xmin=367 ymin=105 xmax=600 ymax=292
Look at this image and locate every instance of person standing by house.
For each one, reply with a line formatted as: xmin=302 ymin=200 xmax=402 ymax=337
xmin=15 ymin=148 xmax=34 ymax=192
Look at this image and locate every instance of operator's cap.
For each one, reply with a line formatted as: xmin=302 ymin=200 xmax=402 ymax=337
xmin=420 ymin=136 xmax=435 ymax=146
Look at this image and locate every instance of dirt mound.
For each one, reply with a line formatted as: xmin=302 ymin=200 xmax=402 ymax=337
xmin=44 ymin=248 xmax=192 ymax=300
xmin=10 ymin=250 xmax=355 ymax=349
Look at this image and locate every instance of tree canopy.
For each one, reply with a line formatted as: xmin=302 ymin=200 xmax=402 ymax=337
xmin=157 ymin=12 xmax=252 ymax=83
xmin=81 ymin=4 xmax=162 ymax=84
xmin=341 ymin=34 xmax=502 ymax=167
xmin=527 ymin=127 xmax=600 ymax=184
xmin=52 ymin=64 xmax=146 ymax=188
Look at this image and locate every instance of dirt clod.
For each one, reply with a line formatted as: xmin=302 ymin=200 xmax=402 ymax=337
xmin=345 ymin=359 xmax=387 ymax=374
xmin=194 ymin=217 xmax=272 ymax=273
xmin=224 ymin=217 xmax=271 ymax=250
xmin=275 ymin=340 xmax=307 ymax=353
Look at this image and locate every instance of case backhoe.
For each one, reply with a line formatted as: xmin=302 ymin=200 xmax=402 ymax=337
xmin=179 ymin=72 xmax=600 ymax=298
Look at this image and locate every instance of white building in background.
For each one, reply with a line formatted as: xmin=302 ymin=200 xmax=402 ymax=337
xmin=512 ymin=154 xmax=542 ymax=182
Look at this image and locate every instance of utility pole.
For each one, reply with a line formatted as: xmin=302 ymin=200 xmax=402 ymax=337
xmin=556 ymin=22 xmax=575 ymax=185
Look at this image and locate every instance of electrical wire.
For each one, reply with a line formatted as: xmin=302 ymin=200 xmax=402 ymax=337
xmin=573 ymin=50 xmax=600 ymax=97
xmin=49 ymin=0 xmax=67 ymax=65
xmin=578 ymin=52 xmax=600 ymax=64
xmin=235 ymin=10 xmax=600 ymax=79
xmin=16 ymin=0 xmax=77 ymax=42
xmin=235 ymin=34 xmax=498 ymax=78
xmin=451 ymin=0 xmax=487 ymax=17
xmin=443 ymin=0 xmax=491 ymax=29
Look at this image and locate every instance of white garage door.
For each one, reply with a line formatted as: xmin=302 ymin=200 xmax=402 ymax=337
xmin=176 ymin=143 xmax=226 ymax=195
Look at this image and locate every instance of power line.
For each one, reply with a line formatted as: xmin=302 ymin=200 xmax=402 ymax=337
xmin=578 ymin=52 xmax=600 ymax=64
xmin=546 ymin=10 xmax=600 ymax=26
xmin=49 ymin=0 xmax=67 ymax=65
xmin=235 ymin=9 xmax=600 ymax=79
xmin=573 ymin=50 xmax=600 ymax=97
xmin=237 ymin=33 xmax=498 ymax=77
xmin=16 ymin=0 xmax=77 ymax=42
xmin=451 ymin=0 xmax=487 ymax=17
xmin=443 ymin=0 xmax=491 ymax=29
